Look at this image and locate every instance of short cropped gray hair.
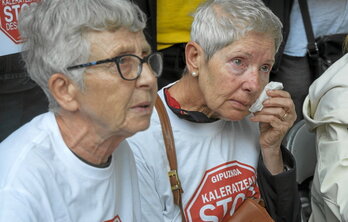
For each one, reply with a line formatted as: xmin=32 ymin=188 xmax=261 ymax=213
xmin=19 ymin=0 xmax=146 ymax=112
xmin=191 ymin=0 xmax=283 ymax=60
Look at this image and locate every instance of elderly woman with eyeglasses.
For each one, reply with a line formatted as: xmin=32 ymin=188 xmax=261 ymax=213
xmin=0 ymin=0 xmax=162 ymax=221
xmin=128 ymin=0 xmax=301 ymax=221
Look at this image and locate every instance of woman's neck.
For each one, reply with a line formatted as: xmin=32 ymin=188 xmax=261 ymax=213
xmin=168 ymin=74 xmax=216 ymax=118
xmin=55 ymin=112 xmax=124 ymax=166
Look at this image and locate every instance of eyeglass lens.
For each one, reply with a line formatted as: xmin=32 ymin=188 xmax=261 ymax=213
xmin=118 ymin=56 xmax=139 ymax=80
xmin=148 ymin=53 xmax=163 ymax=77
xmin=117 ymin=53 xmax=163 ymax=80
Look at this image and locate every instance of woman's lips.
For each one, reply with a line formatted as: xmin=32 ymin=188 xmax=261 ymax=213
xmin=131 ymin=102 xmax=152 ymax=113
xmin=229 ymin=99 xmax=251 ymax=110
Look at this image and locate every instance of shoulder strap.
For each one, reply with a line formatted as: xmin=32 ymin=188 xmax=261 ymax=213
xmin=298 ymin=0 xmax=319 ymax=57
xmin=155 ymin=95 xmax=186 ymax=221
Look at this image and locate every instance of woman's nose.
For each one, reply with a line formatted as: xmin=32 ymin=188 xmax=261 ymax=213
xmin=136 ymin=63 xmax=158 ymax=89
xmin=241 ymin=67 xmax=262 ymax=93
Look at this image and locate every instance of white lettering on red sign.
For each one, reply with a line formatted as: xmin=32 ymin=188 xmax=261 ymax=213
xmin=0 ymin=0 xmax=39 ymax=44
xmin=185 ymin=161 xmax=260 ymax=222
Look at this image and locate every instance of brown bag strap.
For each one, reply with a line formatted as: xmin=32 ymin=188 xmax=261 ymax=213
xmin=155 ymin=95 xmax=186 ymax=221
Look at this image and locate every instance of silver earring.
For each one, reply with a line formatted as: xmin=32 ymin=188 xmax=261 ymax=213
xmin=192 ymin=71 xmax=198 ymax=77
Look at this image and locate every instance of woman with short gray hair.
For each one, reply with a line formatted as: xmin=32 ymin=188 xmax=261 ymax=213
xmin=129 ymin=0 xmax=301 ymax=221
xmin=0 ymin=0 xmax=162 ymax=221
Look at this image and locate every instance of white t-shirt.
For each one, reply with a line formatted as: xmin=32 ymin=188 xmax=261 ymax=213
xmin=0 ymin=112 xmax=141 ymax=222
xmin=128 ymin=89 xmax=261 ymax=222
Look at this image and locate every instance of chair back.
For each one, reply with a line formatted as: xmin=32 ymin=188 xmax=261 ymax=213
xmin=282 ymin=119 xmax=316 ymax=184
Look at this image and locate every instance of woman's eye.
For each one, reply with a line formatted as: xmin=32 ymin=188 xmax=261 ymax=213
xmin=232 ymin=59 xmax=242 ymax=66
xmin=228 ymin=58 xmax=248 ymax=74
xmin=231 ymin=58 xmax=247 ymax=69
xmin=260 ymin=65 xmax=271 ymax=73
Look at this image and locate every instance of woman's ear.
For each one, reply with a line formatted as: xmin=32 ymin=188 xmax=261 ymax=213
xmin=185 ymin=41 xmax=204 ymax=74
xmin=48 ymin=73 xmax=79 ymax=112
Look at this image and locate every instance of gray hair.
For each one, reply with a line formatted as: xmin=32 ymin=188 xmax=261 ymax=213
xmin=191 ymin=0 xmax=283 ymax=60
xmin=19 ymin=0 xmax=146 ymax=112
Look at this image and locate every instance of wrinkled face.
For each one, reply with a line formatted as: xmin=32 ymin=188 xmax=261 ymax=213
xmin=197 ymin=32 xmax=276 ymax=120
xmin=76 ymin=28 xmax=158 ymax=137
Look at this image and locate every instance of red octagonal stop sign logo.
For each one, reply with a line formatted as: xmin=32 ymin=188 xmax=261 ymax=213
xmin=0 ymin=0 xmax=40 ymax=44
xmin=185 ymin=161 xmax=260 ymax=222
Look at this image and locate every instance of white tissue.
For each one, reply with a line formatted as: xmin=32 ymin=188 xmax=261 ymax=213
xmin=249 ymin=81 xmax=283 ymax=113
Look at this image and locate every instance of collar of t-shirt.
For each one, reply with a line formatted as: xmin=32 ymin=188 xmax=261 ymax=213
xmin=72 ymin=150 xmax=112 ymax=168
xmin=163 ymin=88 xmax=219 ymax=123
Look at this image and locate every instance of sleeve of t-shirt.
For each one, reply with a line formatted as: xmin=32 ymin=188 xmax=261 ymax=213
xmin=134 ymin=157 xmax=167 ymax=221
xmin=129 ymin=139 xmax=182 ymax=222
xmin=0 ymin=189 xmax=44 ymax=222
xmin=256 ymin=146 xmax=301 ymax=222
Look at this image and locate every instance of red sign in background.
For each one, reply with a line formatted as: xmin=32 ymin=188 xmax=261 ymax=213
xmin=0 ymin=0 xmax=39 ymax=44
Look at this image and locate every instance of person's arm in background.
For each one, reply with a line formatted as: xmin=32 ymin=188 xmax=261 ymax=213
xmin=311 ymin=85 xmax=348 ymax=221
xmin=314 ymin=120 xmax=348 ymax=220
xmin=303 ymin=49 xmax=348 ymax=221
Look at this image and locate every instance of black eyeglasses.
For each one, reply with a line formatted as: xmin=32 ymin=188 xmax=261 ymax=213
xmin=67 ymin=52 xmax=163 ymax=81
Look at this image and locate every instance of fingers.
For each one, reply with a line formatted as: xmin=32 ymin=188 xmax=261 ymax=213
xmin=263 ymin=90 xmax=292 ymax=109
xmin=262 ymin=89 xmax=296 ymax=123
xmin=280 ymin=112 xmax=289 ymax=121
xmin=249 ymin=89 xmax=297 ymax=131
xmin=249 ymin=88 xmax=297 ymax=156
xmin=253 ymin=106 xmax=295 ymax=124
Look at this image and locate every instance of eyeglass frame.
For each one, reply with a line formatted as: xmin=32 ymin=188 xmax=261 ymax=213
xmin=66 ymin=52 xmax=163 ymax=81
